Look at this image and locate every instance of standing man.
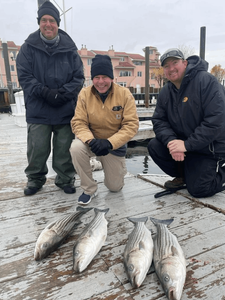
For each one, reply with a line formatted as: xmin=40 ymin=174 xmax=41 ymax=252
xmin=70 ymin=54 xmax=139 ymax=205
xmin=148 ymin=48 xmax=225 ymax=198
xmin=16 ymin=1 xmax=84 ymax=196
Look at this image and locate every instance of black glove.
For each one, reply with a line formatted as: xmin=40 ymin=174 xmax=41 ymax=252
xmin=42 ymin=87 xmax=67 ymax=107
xmin=89 ymin=139 xmax=112 ymax=156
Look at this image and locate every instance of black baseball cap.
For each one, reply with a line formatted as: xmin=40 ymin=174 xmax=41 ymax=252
xmin=160 ymin=48 xmax=184 ymax=66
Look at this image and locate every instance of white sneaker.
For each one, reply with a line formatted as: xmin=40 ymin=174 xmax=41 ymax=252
xmin=78 ymin=190 xmax=98 ymax=205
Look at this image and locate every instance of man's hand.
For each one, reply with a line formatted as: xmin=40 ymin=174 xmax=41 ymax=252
xmin=167 ymin=140 xmax=186 ymax=161
xmin=89 ymin=139 xmax=112 ymax=156
xmin=167 ymin=139 xmax=186 ymax=154
xmin=171 ymin=152 xmax=186 ymax=161
xmin=42 ymin=87 xmax=68 ymax=107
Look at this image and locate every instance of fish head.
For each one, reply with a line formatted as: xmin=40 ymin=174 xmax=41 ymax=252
xmin=125 ymin=251 xmax=147 ymax=288
xmin=34 ymin=241 xmax=51 ymax=261
xmin=34 ymin=230 xmax=57 ymax=261
xmin=73 ymin=240 xmax=94 ymax=273
xmin=159 ymin=260 xmax=185 ymax=300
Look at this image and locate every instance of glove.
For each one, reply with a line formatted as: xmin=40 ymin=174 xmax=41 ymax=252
xmin=42 ymin=87 xmax=67 ymax=107
xmin=89 ymin=139 xmax=112 ymax=156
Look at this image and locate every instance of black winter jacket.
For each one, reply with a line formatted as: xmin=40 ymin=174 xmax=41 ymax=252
xmin=152 ymin=56 xmax=225 ymax=159
xmin=16 ymin=29 xmax=85 ymax=125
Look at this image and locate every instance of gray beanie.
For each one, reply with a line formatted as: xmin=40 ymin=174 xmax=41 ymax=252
xmin=37 ymin=1 xmax=61 ymax=26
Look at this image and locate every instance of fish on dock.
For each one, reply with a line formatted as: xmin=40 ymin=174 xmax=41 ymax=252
xmin=124 ymin=216 xmax=154 ymax=288
xmin=34 ymin=206 xmax=93 ymax=261
xmin=73 ymin=207 xmax=109 ymax=273
xmin=150 ymin=217 xmax=186 ymax=300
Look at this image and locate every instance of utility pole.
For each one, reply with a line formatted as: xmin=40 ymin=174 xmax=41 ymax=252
xmin=199 ymin=26 xmax=206 ymax=60
xmin=145 ymin=46 xmax=150 ymax=108
xmin=2 ymin=41 xmax=15 ymax=104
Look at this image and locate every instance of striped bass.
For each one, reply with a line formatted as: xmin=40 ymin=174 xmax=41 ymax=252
xmin=124 ymin=216 xmax=153 ymax=288
xmin=73 ymin=207 xmax=109 ymax=273
xmin=34 ymin=206 xmax=92 ymax=260
xmin=150 ymin=217 xmax=186 ymax=300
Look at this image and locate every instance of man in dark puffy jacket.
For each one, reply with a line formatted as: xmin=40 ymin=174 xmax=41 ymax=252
xmin=16 ymin=1 xmax=84 ymax=196
xmin=148 ymin=48 xmax=225 ymax=198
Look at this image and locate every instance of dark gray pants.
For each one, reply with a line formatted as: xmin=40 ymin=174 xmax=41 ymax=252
xmin=25 ymin=123 xmax=75 ymax=188
xmin=148 ymin=138 xmax=225 ymax=198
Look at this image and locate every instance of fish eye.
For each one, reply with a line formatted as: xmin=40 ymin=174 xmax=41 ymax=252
xmin=41 ymin=243 xmax=49 ymax=250
xmin=163 ymin=274 xmax=170 ymax=282
xmin=128 ymin=264 xmax=134 ymax=272
xmin=74 ymin=250 xmax=79 ymax=256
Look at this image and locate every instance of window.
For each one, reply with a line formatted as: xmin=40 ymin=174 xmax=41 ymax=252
xmin=12 ymin=81 xmax=17 ymax=88
xmin=119 ymin=71 xmax=131 ymax=77
xmin=120 ymin=57 xmax=125 ymax=61
xmin=149 ymin=50 xmax=153 ymax=54
xmin=151 ymin=73 xmax=155 ymax=79
xmin=88 ymin=58 xmax=92 ymax=65
xmin=117 ymin=82 xmax=126 ymax=87
xmin=137 ymin=71 xmax=142 ymax=77
xmin=10 ymin=65 xmax=15 ymax=72
xmin=133 ymin=61 xmax=142 ymax=65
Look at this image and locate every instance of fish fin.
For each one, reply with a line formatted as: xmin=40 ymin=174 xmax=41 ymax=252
xmin=139 ymin=240 xmax=146 ymax=250
xmin=147 ymin=261 xmax=155 ymax=274
xmin=94 ymin=207 xmax=110 ymax=214
xmin=171 ymin=245 xmax=180 ymax=257
xmin=150 ymin=217 xmax=174 ymax=227
xmin=45 ymin=220 xmax=58 ymax=229
xmin=76 ymin=206 xmax=93 ymax=213
xmin=127 ymin=216 xmax=148 ymax=224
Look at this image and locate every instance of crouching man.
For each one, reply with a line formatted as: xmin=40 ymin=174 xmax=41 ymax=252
xmin=70 ymin=54 xmax=139 ymax=205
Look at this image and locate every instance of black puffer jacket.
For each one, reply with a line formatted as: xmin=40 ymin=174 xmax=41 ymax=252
xmin=152 ymin=55 xmax=225 ymax=158
xmin=16 ymin=29 xmax=84 ymax=125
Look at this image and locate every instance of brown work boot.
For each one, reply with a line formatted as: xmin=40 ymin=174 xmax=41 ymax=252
xmin=164 ymin=177 xmax=185 ymax=189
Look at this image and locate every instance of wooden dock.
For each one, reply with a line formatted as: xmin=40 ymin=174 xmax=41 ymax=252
xmin=1 ymin=113 xmax=225 ymax=300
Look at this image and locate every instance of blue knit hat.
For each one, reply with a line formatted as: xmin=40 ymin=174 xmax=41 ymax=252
xmin=37 ymin=1 xmax=61 ymax=26
xmin=91 ymin=55 xmax=114 ymax=80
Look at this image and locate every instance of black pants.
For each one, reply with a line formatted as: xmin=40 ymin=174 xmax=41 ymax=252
xmin=25 ymin=123 xmax=75 ymax=189
xmin=148 ymin=138 xmax=225 ymax=198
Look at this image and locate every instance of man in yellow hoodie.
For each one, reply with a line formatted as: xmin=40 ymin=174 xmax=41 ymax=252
xmin=70 ymin=54 xmax=139 ymax=205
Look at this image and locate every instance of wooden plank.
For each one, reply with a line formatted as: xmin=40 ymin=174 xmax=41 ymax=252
xmin=1 ymin=113 xmax=225 ymax=300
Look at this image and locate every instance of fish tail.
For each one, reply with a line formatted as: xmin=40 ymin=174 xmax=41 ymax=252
xmin=76 ymin=206 xmax=93 ymax=213
xmin=150 ymin=217 xmax=174 ymax=226
xmin=127 ymin=216 xmax=148 ymax=224
xmin=94 ymin=207 xmax=110 ymax=215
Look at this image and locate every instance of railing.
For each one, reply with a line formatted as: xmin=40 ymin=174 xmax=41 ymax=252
xmin=133 ymin=93 xmax=158 ymax=106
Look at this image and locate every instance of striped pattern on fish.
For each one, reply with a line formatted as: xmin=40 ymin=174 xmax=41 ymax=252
xmin=73 ymin=207 xmax=109 ymax=273
xmin=34 ymin=206 xmax=93 ymax=260
xmin=124 ymin=216 xmax=153 ymax=288
xmin=150 ymin=217 xmax=186 ymax=300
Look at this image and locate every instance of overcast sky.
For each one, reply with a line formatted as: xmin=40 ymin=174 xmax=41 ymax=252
xmin=1 ymin=0 xmax=225 ymax=71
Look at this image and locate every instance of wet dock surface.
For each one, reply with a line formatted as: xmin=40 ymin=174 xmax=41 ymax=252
xmin=1 ymin=113 xmax=225 ymax=300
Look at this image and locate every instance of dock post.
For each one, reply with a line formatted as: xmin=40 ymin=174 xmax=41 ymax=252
xmin=145 ymin=46 xmax=149 ymax=108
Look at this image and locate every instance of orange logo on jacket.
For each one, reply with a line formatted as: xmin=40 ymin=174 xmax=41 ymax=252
xmin=183 ymin=97 xmax=188 ymax=102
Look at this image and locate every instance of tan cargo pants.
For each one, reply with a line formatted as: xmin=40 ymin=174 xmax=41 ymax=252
xmin=70 ymin=138 xmax=127 ymax=195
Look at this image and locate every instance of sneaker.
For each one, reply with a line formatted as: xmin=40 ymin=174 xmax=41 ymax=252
xmin=164 ymin=177 xmax=185 ymax=189
xmin=24 ymin=186 xmax=41 ymax=196
xmin=78 ymin=191 xmax=98 ymax=205
xmin=63 ymin=185 xmax=76 ymax=194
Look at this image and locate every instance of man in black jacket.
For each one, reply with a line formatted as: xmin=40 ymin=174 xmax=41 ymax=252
xmin=148 ymin=48 xmax=225 ymax=197
xmin=16 ymin=1 xmax=84 ymax=196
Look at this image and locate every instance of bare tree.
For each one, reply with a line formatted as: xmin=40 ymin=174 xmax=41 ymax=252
xmin=178 ymin=44 xmax=196 ymax=59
